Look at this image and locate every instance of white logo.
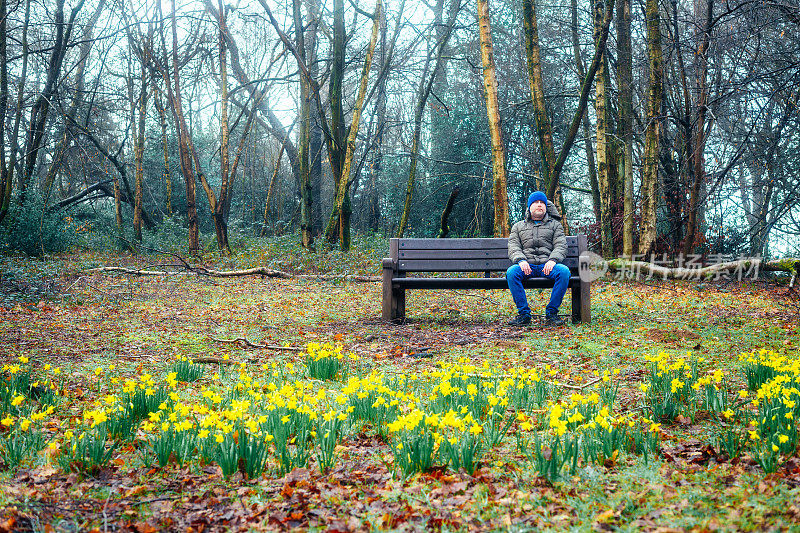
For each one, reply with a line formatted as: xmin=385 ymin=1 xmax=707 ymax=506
xmin=579 ymin=251 xmax=608 ymax=282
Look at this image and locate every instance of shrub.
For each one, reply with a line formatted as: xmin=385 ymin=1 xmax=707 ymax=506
xmin=145 ymin=216 xmax=194 ymax=253
xmin=0 ymin=193 xmax=75 ymax=256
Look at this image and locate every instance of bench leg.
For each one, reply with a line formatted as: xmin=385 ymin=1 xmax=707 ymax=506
xmin=571 ymin=284 xmax=581 ymax=323
xmin=571 ymin=281 xmax=592 ymax=324
xmin=382 ymin=267 xmax=406 ymax=321
xmin=394 ymin=288 xmax=405 ymax=321
xmin=571 ymin=281 xmax=591 ymax=323
xmin=382 ymin=267 xmax=394 ymax=320
xmin=580 ymin=280 xmax=591 ymax=323
xmin=382 ymin=288 xmax=405 ymax=321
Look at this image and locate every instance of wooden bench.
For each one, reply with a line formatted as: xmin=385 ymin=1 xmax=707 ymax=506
xmin=381 ymin=235 xmax=591 ymax=323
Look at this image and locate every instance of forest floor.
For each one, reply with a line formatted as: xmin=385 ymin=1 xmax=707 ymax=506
xmin=2 ymin=249 xmax=800 ymax=531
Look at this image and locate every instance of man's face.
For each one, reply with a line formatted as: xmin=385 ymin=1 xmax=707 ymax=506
xmin=529 ymin=200 xmax=546 ymax=220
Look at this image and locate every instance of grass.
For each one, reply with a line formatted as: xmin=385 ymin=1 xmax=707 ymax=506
xmin=1 ymin=239 xmax=800 ymax=530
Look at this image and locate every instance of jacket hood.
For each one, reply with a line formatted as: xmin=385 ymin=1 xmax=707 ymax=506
xmin=525 ymin=199 xmax=562 ymax=221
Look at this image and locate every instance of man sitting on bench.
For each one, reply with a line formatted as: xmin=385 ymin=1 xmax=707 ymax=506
xmin=506 ymin=191 xmax=570 ymax=327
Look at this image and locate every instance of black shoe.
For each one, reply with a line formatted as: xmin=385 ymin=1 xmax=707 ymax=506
xmin=545 ymin=314 xmax=566 ymax=327
xmin=508 ymin=314 xmax=531 ymax=326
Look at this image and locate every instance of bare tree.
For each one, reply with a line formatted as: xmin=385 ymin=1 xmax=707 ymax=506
xmin=476 ymin=0 xmax=509 ymax=237
xmin=639 ymin=0 xmax=663 ymax=255
xmin=156 ymin=0 xmax=202 ymax=255
xmin=396 ymin=0 xmax=459 ymax=237
xmin=325 ymin=0 xmax=383 ymax=250
xmin=522 ymin=0 xmax=613 ymax=229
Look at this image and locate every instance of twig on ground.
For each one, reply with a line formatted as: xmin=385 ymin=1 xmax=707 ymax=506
xmin=525 ymin=354 xmax=557 ymax=365
xmin=87 ymin=265 xmax=379 ymax=282
xmin=192 ymin=357 xmax=239 ymax=365
xmin=209 ymin=335 xmax=304 ymax=351
xmin=64 ymin=276 xmax=90 ymax=293
xmin=559 ymin=377 xmax=602 ymax=391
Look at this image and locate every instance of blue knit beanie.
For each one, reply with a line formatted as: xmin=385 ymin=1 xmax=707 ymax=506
xmin=527 ymin=191 xmax=548 ymax=208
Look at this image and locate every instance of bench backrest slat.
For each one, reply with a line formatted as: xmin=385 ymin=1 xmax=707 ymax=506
xmin=398 ymin=244 xmax=580 ymax=260
xmin=390 ymin=236 xmax=583 ymax=274
xmin=398 ymin=238 xmax=509 ymax=250
xmin=398 ymin=257 xmax=580 ymax=272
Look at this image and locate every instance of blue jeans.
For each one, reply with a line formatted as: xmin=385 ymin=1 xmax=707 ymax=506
xmin=506 ymin=262 xmax=570 ymax=317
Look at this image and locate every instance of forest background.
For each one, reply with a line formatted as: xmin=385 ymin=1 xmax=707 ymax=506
xmin=0 ymin=0 xmax=797 ymax=259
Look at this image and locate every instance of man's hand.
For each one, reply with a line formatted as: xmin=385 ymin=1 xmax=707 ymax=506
xmin=543 ymin=259 xmax=556 ymax=275
xmin=518 ymin=260 xmax=532 ymax=275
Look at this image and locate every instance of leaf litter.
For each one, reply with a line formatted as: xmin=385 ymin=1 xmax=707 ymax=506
xmin=1 ymin=255 xmax=800 ymax=531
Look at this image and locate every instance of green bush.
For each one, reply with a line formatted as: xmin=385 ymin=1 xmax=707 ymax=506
xmin=144 ymin=216 xmax=194 ymax=252
xmin=0 ymin=193 xmax=75 ymax=256
xmin=68 ymin=203 xmax=118 ymax=251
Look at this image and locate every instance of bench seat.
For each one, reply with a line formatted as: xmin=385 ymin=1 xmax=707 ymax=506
xmin=389 ymin=276 xmax=583 ymax=290
xmin=381 ymin=236 xmax=591 ymax=323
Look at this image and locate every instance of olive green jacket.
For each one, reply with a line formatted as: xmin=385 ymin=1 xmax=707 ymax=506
xmin=508 ymin=201 xmax=567 ymax=265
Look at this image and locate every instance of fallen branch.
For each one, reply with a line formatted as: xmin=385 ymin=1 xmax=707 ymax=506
xmin=64 ymin=275 xmax=94 ymax=293
xmin=209 ymin=335 xmax=305 ymax=351
xmin=87 ymin=265 xmax=379 ymax=282
xmin=605 ymin=257 xmax=800 ymax=284
xmin=559 ymin=377 xmax=601 ymax=391
xmin=192 ymin=357 xmax=239 ymax=364
xmin=87 ymin=266 xmax=182 ymax=276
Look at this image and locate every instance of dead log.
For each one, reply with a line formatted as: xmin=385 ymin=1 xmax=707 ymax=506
xmin=86 ymin=265 xmax=379 ymax=282
xmin=605 ymin=257 xmax=800 ymax=286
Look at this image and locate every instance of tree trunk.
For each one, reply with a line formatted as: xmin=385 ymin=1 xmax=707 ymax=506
xmin=396 ymin=0 xmax=460 ymax=237
xmin=327 ymin=0 xmax=346 ymax=225
xmin=294 ymin=0 xmax=314 ymax=249
xmin=617 ymin=0 xmax=633 ymax=256
xmin=212 ymin=0 xmax=303 ymax=201
xmin=154 ymin=88 xmax=172 ymax=216
xmin=215 ymin=0 xmax=232 ymax=255
xmin=595 ymin=0 xmax=615 ymax=258
xmin=477 ymin=0 xmax=509 ymax=237
xmin=325 ymin=0 xmax=382 ymax=251
xmin=166 ymin=0 xmax=199 ymax=255
xmin=522 ymin=0 xmax=557 ymax=191
xmin=570 ymin=0 xmax=599 ymax=224
xmin=438 ymin=186 xmax=460 ymax=238
xmin=639 ymin=0 xmax=663 ymax=255
xmin=216 ymin=18 xmax=231 ymax=253
xmin=0 ymin=0 xmax=30 ymax=223
xmin=20 ymin=0 xmax=86 ymax=199
xmin=524 ymin=0 xmax=612 ymax=231
xmin=682 ymin=0 xmax=714 ymax=256
xmin=668 ymin=0 xmax=692 ymax=252
xmin=429 ymin=0 xmax=448 ymax=166
xmin=207 ymin=0 xmax=306 ymax=244
xmin=128 ymin=44 xmax=149 ymax=243
xmin=306 ymin=0 xmax=323 ymax=235
xmin=368 ymin=12 xmax=388 ymax=233
xmin=0 ymin=0 xmax=9 ymax=222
